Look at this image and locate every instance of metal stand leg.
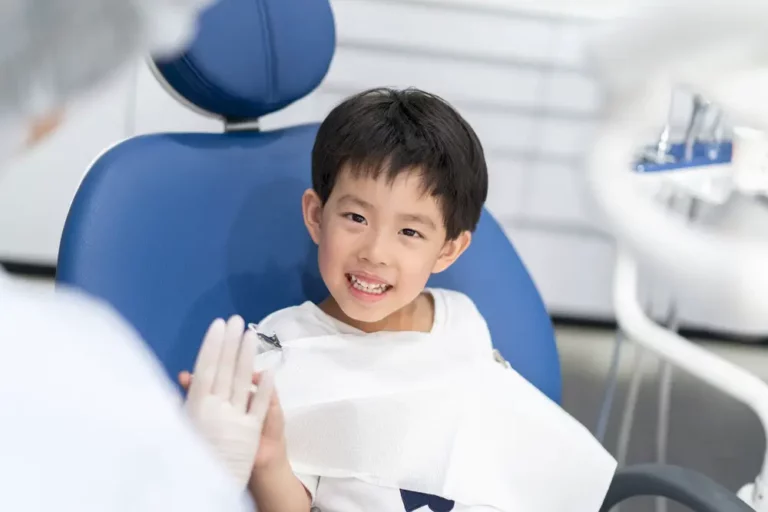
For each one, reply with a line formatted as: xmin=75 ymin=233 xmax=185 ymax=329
xmin=613 ymin=340 xmax=649 ymax=512
xmin=656 ymin=303 xmax=679 ymax=512
xmin=657 ymin=360 xmax=674 ymax=512
xmin=596 ymin=330 xmax=625 ymax=444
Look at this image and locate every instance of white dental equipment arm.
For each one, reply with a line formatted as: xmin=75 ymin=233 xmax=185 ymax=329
xmin=589 ymin=1 xmax=768 ymax=509
xmin=614 ymin=250 xmax=768 ymax=509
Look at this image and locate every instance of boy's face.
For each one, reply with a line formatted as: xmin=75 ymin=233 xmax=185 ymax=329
xmin=302 ymin=167 xmax=471 ymax=325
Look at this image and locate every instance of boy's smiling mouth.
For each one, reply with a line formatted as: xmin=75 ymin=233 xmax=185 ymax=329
xmin=346 ymin=273 xmax=393 ymax=297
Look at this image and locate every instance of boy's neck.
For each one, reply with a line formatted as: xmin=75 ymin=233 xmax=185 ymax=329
xmin=318 ymin=292 xmax=434 ymax=333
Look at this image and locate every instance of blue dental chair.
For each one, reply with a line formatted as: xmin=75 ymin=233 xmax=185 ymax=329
xmin=56 ymin=1 xmax=750 ymax=510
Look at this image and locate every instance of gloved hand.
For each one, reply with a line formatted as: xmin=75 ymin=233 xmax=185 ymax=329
xmin=182 ymin=315 xmax=276 ymax=487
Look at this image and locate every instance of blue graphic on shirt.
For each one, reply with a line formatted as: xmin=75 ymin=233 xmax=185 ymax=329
xmin=400 ymin=489 xmax=455 ymax=511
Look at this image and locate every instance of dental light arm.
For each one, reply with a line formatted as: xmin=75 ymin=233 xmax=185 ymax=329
xmin=587 ymin=0 xmax=768 ymax=323
xmin=589 ymin=1 xmax=768 ymax=132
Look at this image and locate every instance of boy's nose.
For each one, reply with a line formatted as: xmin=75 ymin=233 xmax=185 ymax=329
xmin=358 ymin=230 xmax=391 ymax=266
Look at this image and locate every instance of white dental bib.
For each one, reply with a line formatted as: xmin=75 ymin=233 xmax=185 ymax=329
xmin=253 ymin=325 xmax=616 ymax=512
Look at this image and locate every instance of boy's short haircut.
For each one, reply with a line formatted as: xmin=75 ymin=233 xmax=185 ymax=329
xmin=311 ymin=87 xmax=489 ymax=240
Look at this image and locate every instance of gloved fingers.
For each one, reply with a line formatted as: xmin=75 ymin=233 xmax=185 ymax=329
xmin=178 ymin=370 xmax=192 ymax=391
xmin=188 ymin=317 xmax=226 ymax=403
xmin=231 ymin=329 xmax=258 ymax=410
xmin=251 ymin=373 xmax=284 ymax=442
xmin=213 ymin=315 xmax=245 ymax=399
xmin=248 ymin=369 xmax=276 ymax=423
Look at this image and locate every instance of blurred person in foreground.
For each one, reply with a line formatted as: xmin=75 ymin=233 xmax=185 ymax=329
xmin=0 ymin=1 xmax=257 ymax=510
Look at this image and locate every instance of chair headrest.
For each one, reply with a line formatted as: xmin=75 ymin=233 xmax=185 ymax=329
xmin=153 ymin=0 xmax=335 ymax=121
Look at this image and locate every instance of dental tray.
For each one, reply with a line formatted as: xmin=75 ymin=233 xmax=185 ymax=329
xmin=634 ymin=141 xmax=733 ymax=173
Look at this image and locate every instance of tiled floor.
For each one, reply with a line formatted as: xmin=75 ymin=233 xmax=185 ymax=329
xmin=11 ymin=276 xmax=768 ymax=511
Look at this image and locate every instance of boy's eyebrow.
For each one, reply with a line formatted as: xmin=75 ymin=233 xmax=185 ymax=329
xmin=399 ymin=213 xmax=437 ymax=230
xmin=337 ymin=194 xmax=372 ymax=209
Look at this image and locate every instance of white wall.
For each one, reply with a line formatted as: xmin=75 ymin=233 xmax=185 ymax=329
xmin=0 ymin=0 xmax=757 ymax=335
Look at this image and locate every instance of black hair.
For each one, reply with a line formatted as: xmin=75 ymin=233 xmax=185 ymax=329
xmin=311 ymin=87 xmax=488 ymax=240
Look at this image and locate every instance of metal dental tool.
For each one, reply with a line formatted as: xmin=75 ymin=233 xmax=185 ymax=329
xmin=684 ymin=94 xmax=711 ymax=161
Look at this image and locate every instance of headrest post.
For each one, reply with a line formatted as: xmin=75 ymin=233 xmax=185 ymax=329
xmin=225 ymin=119 xmax=261 ymax=132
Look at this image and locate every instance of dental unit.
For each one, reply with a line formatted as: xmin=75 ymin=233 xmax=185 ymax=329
xmin=588 ymin=4 xmax=768 ymax=509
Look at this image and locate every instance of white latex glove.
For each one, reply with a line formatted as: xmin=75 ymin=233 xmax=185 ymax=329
xmin=185 ymin=315 xmax=275 ymax=487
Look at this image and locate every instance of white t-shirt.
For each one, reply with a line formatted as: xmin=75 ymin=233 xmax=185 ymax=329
xmin=256 ymin=288 xmax=499 ymax=512
xmin=0 ymin=269 xmax=254 ymax=511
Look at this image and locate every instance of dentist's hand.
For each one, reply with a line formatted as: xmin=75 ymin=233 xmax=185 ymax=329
xmin=180 ymin=315 xmax=286 ymax=487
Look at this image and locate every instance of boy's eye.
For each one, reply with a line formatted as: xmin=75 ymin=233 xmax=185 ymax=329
xmin=400 ymin=228 xmax=422 ymax=239
xmin=343 ymin=213 xmax=367 ymax=224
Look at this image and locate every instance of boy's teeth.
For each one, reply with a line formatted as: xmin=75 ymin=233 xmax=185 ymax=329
xmin=350 ymin=275 xmax=388 ymax=294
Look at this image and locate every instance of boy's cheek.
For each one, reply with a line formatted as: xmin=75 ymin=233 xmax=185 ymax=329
xmin=317 ymin=244 xmax=342 ymax=286
xmin=321 ymin=227 xmax=354 ymax=259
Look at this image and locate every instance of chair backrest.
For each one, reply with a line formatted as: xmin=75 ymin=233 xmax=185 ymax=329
xmin=56 ymin=0 xmax=561 ymax=402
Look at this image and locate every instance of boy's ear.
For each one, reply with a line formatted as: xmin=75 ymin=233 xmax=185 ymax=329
xmin=302 ymin=189 xmax=324 ymax=245
xmin=432 ymin=231 xmax=472 ymax=274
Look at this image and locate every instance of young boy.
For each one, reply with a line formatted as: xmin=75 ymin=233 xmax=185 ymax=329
xmin=182 ymin=88 xmax=615 ymax=512
xmin=253 ymin=87 xmax=488 ymax=510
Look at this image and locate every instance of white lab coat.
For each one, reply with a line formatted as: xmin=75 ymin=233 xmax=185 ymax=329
xmin=0 ymin=268 xmax=254 ymax=511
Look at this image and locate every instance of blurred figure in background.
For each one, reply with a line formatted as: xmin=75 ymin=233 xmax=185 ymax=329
xmin=0 ymin=1 xmax=255 ymax=510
